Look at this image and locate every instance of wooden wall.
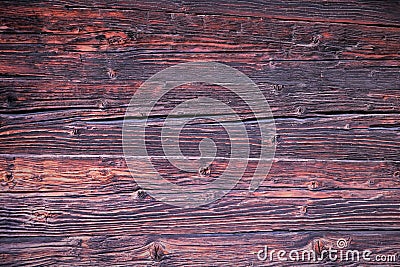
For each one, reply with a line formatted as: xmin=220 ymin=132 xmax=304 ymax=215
xmin=1 ymin=1 xmax=400 ymax=266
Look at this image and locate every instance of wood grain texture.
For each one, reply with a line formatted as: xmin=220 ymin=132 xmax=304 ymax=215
xmin=2 ymin=190 xmax=400 ymax=237
xmin=1 ymin=0 xmax=400 ymax=266
xmin=1 ymin=7 xmax=400 ymax=59
xmin=1 ymin=59 xmax=400 ymax=115
xmin=1 ymin=157 xmax=399 ymax=194
xmin=2 ymin=231 xmax=400 ymax=266
xmin=4 ymin=0 xmax=400 ymax=26
xmin=1 ymin=114 xmax=399 ymax=160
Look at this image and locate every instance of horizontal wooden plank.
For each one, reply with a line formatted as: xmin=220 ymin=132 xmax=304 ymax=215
xmin=0 ymin=22 xmax=399 ymax=61
xmin=1 ymin=190 xmax=400 ymax=237
xmin=1 ymin=58 xmax=399 ymax=116
xmin=0 ymin=114 xmax=399 ymax=160
xmin=1 ymin=231 xmax=400 ymax=266
xmin=3 ymin=0 xmax=400 ymax=27
xmin=0 ymin=4 xmax=399 ymax=58
xmin=1 ymin=157 xmax=399 ymax=194
xmin=0 ymin=17 xmax=400 ymax=60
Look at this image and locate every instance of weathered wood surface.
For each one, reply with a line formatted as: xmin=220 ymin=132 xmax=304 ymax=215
xmin=1 ymin=59 xmax=400 ymax=115
xmin=1 ymin=9 xmax=400 ymax=59
xmin=3 ymin=0 xmax=400 ymax=27
xmin=2 ymin=231 xmax=400 ymax=266
xmin=1 ymin=231 xmax=400 ymax=266
xmin=1 ymin=157 xmax=399 ymax=193
xmin=1 ymin=114 xmax=399 ymax=160
xmin=1 ymin=0 xmax=400 ymax=266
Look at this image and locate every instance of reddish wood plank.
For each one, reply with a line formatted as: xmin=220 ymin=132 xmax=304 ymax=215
xmin=0 ymin=156 xmax=399 ymax=194
xmin=1 ymin=231 xmax=400 ymax=266
xmin=3 ymin=0 xmax=400 ymax=27
xmin=1 ymin=190 xmax=400 ymax=237
xmin=0 ymin=7 xmax=399 ymax=59
xmin=1 ymin=58 xmax=399 ymax=116
xmin=0 ymin=114 xmax=399 ymax=160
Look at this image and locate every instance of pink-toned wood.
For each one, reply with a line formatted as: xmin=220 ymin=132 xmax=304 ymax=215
xmin=1 ymin=0 xmax=399 ymax=266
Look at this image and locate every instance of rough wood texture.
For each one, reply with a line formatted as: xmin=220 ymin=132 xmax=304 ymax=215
xmin=1 ymin=1 xmax=400 ymax=266
xmin=1 ymin=157 xmax=399 ymax=193
xmin=1 ymin=115 xmax=399 ymax=160
xmin=1 ymin=59 xmax=400 ymax=115
xmin=2 ymin=231 xmax=400 ymax=266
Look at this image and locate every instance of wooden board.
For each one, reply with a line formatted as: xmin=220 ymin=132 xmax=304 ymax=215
xmin=1 ymin=1 xmax=400 ymax=266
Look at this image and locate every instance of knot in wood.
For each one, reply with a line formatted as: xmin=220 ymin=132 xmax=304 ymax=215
xmin=199 ymin=165 xmax=211 ymax=176
xmin=313 ymin=239 xmax=325 ymax=256
xmin=150 ymin=242 xmax=165 ymax=262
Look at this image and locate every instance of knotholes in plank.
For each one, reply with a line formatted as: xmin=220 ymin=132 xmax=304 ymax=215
xmin=272 ymin=84 xmax=284 ymax=94
xmin=5 ymin=93 xmax=17 ymax=107
xmin=2 ymin=160 xmax=16 ymax=188
xmin=72 ymin=128 xmax=81 ymax=136
xmin=134 ymin=189 xmax=148 ymax=200
xmin=366 ymin=103 xmax=375 ymax=111
xmin=308 ymin=180 xmax=320 ymax=191
xmin=299 ymin=205 xmax=308 ymax=215
xmin=271 ymin=134 xmax=282 ymax=145
xmin=1 ymin=172 xmax=15 ymax=189
xmin=313 ymin=239 xmax=326 ymax=257
xmin=149 ymin=242 xmax=166 ymax=262
xmin=296 ymin=106 xmax=306 ymax=115
xmin=3 ymin=173 xmax=14 ymax=183
xmin=70 ymin=128 xmax=82 ymax=136
xmin=98 ymin=99 xmax=109 ymax=109
xmin=393 ymin=171 xmax=400 ymax=180
xmin=199 ymin=165 xmax=211 ymax=177
xmin=312 ymin=35 xmax=321 ymax=46
xmin=107 ymin=68 xmax=117 ymax=79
